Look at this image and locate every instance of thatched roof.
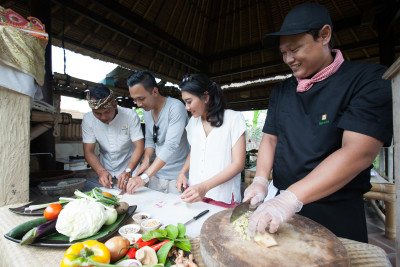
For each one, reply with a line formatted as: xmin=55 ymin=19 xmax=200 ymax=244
xmin=3 ymin=0 xmax=399 ymax=111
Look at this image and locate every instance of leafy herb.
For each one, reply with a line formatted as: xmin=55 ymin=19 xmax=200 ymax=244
xmin=142 ymin=223 xmax=191 ymax=264
xmin=156 ymin=240 xmax=174 ymax=264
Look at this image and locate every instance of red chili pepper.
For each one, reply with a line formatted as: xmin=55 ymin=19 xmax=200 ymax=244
xmin=126 ymin=247 xmax=137 ymax=259
xmin=134 ymin=238 xmax=158 ymax=249
xmin=150 ymin=240 xmax=170 ymax=251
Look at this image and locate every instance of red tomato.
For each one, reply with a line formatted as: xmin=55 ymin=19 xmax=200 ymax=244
xmin=44 ymin=203 xmax=63 ymax=220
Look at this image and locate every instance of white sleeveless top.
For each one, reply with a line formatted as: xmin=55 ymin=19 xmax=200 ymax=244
xmin=186 ymin=109 xmax=246 ymax=204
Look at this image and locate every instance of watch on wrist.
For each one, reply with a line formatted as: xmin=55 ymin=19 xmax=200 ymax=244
xmin=125 ymin=168 xmax=132 ymax=173
xmin=140 ymin=172 xmax=150 ymax=183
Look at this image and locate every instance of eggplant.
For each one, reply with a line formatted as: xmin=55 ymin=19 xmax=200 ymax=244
xmin=20 ymin=219 xmax=57 ymax=245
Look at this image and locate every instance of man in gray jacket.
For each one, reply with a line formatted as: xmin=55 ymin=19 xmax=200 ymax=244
xmin=126 ymin=70 xmax=190 ymax=194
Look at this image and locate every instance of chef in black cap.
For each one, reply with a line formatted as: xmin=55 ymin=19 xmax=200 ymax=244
xmin=243 ymin=2 xmax=392 ymax=242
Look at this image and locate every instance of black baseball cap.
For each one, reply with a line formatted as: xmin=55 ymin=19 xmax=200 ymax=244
xmin=262 ymin=3 xmax=332 ymax=48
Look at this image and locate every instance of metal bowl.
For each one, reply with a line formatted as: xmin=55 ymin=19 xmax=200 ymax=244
xmin=37 ymin=178 xmax=86 ymax=196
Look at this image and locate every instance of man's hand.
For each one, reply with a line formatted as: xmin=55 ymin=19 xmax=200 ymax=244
xmin=117 ymin=171 xmax=132 ymax=190
xmin=98 ymin=169 xmax=113 ymax=188
xmin=136 ymin=159 xmax=150 ymax=175
xmin=126 ymin=176 xmax=146 ymax=194
xmin=248 ymin=190 xmax=303 ymax=235
xmin=243 ymin=176 xmax=269 ymax=206
xmin=175 ymin=173 xmax=188 ymax=193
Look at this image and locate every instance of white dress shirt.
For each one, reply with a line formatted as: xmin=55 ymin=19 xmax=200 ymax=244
xmin=82 ymin=107 xmax=144 ymax=177
xmin=186 ymin=109 xmax=246 ymax=204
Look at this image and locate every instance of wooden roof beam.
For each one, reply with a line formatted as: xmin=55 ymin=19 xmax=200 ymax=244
xmin=89 ymin=0 xmax=203 ymax=62
xmin=52 ymin=36 xmax=183 ymax=85
xmin=207 ymin=14 xmax=364 ymax=61
xmin=51 ymin=0 xmax=201 ymax=72
xmin=210 ymin=38 xmax=380 ymax=79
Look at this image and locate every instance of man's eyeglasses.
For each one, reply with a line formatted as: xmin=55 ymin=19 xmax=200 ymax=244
xmin=153 ymin=125 xmax=159 ymax=143
xmin=182 ymin=74 xmax=192 ymax=83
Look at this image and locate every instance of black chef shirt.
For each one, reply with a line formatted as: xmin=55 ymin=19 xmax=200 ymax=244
xmin=263 ymin=61 xmax=392 ymax=202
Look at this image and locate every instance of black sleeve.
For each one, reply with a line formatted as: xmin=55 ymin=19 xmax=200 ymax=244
xmin=336 ymin=65 xmax=393 ymax=146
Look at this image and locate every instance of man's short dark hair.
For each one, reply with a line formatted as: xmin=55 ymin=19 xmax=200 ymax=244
xmin=306 ymin=28 xmax=334 ymax=49
xmin=127 ymin=70 xmax=158 ymax=93
xmin=89 ymin=85 xmax=111 ymax=100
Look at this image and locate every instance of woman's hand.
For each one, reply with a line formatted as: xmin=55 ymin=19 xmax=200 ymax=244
xmin=180 ymin=183 xmax=208 ymax=203
xmin=175 ymin=173 xmax=188 ymax=193
xmin=248 ymin=190 xmax=303 ymax=235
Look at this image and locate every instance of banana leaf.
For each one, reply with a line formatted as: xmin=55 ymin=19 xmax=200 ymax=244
xmin=35 ymin=205 xmax=136 ymax=244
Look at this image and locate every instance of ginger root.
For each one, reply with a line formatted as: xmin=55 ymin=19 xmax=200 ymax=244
xmin=136 ymin=246 xmax=158 ymax=265
xmin=170 ymin=249 xmax=198 ymax=267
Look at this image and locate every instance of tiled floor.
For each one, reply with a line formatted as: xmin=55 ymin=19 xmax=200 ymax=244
xmin=365 ymin=202 xmax=397 ymax=266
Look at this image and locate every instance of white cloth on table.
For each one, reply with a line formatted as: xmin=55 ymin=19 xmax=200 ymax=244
xmin=186 ymin=109 xmax=246 ymax=204
xmin=82 ymin=107 xmax=143 ymax=177
xmin=0 ymin=63 xmax=42 ymax=99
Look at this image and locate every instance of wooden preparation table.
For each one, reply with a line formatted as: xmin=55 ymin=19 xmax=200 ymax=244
xmin=0 ymin=187 xmax=224 ymax=266
xmin=0 ymin=186 xmax=391 ymax=266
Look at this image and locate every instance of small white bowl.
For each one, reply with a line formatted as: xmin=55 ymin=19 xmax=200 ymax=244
xmin=118 ymin=224 xmax=141 ymax=240
xmin=115 ymin=259 xmax=142 ymax=266
xmin=132 ymin=212 xmax=151 ymax=224
xmin=141 ymin=218 xmax=161 ymax=232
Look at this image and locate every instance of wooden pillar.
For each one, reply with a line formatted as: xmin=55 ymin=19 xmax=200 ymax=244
xmin=0 ymin=87 xmax=30 ymax=205
xmin=28 ymin=0 xmax=56 ymax=170
xmin=382 ymin=57 xmax=400 ymax=267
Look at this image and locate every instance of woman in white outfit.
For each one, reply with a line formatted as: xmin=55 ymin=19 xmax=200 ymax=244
xmin=176 ymin=74 xmax=246 ymax=208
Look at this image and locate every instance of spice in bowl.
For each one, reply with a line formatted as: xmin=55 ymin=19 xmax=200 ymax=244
xmin=118 ymin=224 xmax=141 ymax=240
xmin=133 ymin=213 xmax=151 ymax=224
xmin=141 ymin=219 xmax=161 ymax=231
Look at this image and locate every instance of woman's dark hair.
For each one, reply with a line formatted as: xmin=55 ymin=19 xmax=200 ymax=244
xmin=180 ymin=73 xmax=226 ymax=127
xmin=307 ymin=28 xmax=334 ymax=49
xmin=126 ymin=70 xmax=158 ymax=93
xmin=89 ymin=85 xmax=111 ymax=100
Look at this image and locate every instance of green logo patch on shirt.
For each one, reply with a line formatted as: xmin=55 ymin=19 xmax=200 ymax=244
xmin=319 ymin=114 xmax=330 ymax=125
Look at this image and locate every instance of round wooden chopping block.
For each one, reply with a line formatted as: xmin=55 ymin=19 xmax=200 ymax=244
xmin=200 ymin=209 xmax=350 ymax=267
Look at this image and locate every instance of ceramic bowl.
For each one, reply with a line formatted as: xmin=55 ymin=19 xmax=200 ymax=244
xmin=141 ymin=218 xmax=161 ymax=232
xmin=118 ymin=224 xmax=141 ymax=240
xmin=132 ymin=212 xmax=151 ymax=224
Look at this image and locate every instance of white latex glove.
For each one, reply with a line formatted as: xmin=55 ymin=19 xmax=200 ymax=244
xmin=248 ymin=190 xmax=303 ymax=235
xmin=243 ymin=176 xmax=269 ymax=206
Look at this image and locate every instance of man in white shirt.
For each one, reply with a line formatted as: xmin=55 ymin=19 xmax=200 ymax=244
xmin=126 ymin=70 xmax=190 ymax=194
xmin=82 ymin=85 xmax=144 ymax=190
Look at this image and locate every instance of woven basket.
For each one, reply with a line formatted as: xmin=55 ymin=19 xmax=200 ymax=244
xmin=30 ymin=170 xmax=75 ymax=183
xmin=38 ymin=178 xmax=86 ymax=196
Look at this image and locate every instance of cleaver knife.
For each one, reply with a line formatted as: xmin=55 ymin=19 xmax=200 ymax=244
xmin=230 ymin=200 xmax=254 ymax=223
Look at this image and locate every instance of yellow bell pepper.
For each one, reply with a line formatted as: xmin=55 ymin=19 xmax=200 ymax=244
xmin=60 ymin=240 xmax=111 ymax=267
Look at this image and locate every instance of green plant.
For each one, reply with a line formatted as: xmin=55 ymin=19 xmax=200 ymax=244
xmin=134 ymin=107 xmax=144 ymax=123
xmin=372 ymin=155 xmax=379 ymax=170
